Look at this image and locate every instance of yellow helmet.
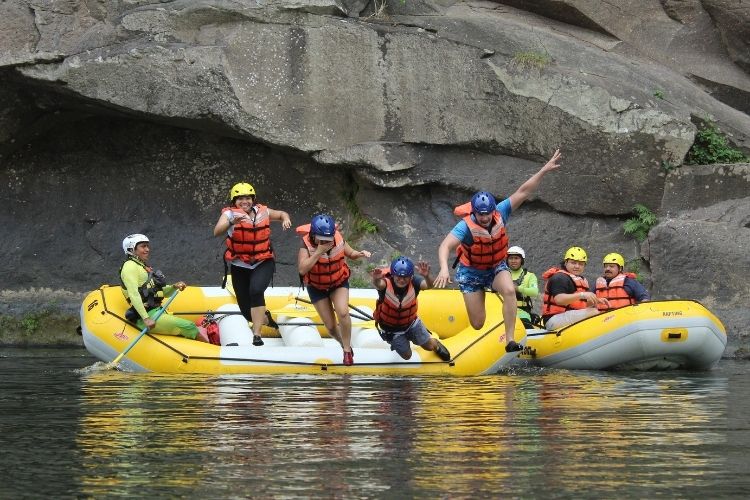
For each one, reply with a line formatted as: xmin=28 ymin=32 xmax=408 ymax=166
xmin=564 ymin=246 xmax=588 ymax=262
xmin=229 ymin=182 xmax=255 ymax=200
xmin=603 ymin=252 xmax=625 ymax=268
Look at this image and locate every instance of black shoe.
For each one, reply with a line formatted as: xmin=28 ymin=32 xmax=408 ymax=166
xmin=253 ymin=335 xmax=264 ymax=346
xmin=265 ymin=310 xmax=279 ymax=330
xmin=505 ymin=340 xmax=523 ymax=353
xmin=435 ymin=341 xmax=451 ymax=361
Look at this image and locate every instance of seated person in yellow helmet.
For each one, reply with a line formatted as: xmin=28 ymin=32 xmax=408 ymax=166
xmin=541 ymin=246 xmax=607 ymax=330
xmin=506 ymin=246 xmax=540 ymax=328
xmin=120 ymin=234 xmax=209 ymax=342
xmin=594 ymin=253 xmax=650 ymax=310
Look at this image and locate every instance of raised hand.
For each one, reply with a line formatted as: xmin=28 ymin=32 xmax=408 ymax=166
xmin=416 ymin=261 xmax=431 ymax=277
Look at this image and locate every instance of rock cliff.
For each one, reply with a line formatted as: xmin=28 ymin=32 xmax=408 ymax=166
xmin=1 ymin=0 xmax=748 ymax=351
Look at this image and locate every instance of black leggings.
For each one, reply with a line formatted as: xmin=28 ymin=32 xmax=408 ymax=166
xmin=230 ymin=260 xmax=275 ymax=321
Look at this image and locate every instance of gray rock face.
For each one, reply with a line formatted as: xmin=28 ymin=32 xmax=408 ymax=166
xmin=662 ymin=163 xmax=750 ymax=213
xmin=648 ymin=197 xmax=750 ymax=340
xmin=703 ymin=0 xmax=750 ymax=74
xmin=495 ymin=0 xmax=750 ymax=115
xmin=1 ymin=0 xmax=749 ymax=347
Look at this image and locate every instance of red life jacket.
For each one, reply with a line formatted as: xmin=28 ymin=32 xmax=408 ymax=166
xmin=541 ymin=267 xmax=590 ymax=316
xmin=595 ymin=273 xmax=637 ymax=310
xmin=223 ymin=204 xmax=274 ymax=263
xmin=298 ymin=225 xmax=350 ymax=290
xmin=455 ymin=213 xmax=509 ymax=270
xmin=374 ymin=274 xmax=418 ymax=330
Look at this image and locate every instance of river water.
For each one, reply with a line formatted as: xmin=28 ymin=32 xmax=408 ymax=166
xmin=1 ymin=348 xmax=748 ymax=499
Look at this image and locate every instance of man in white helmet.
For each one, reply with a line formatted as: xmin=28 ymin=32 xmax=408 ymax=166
xmin=506 ymin=246 xmax=540 ymax=328
xmin=120 ymin=234 xmax=209 ymax=342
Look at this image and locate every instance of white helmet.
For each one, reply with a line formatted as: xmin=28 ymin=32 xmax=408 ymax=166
xmin=122 ymin=234 xmax=149 ymax=255
xmin=507 ymin=246 xmax=526 ymax=259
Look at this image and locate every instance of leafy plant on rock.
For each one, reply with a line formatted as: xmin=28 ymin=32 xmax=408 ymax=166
xmin=343 ymin=185 xmax=378 ymax=237
xmin=623 ymin=204 xmax=657 ymax=242
xmin=685 ymin=121 xmax=748 ymax=165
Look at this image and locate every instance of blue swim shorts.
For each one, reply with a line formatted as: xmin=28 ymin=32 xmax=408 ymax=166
xmin=455 ymin=261 xmax=509 ymax=293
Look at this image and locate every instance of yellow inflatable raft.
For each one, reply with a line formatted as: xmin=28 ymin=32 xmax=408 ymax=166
xmin=519 ymin=300 xmax=726 ymax=370
xmin=80 ymin=285 xmax=526 ymax=376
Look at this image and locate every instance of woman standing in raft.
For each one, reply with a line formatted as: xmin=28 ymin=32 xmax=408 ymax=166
xmin=213 ymin=182 xmax=291 ymax=346
xmin=297 ymin=214 xmax=371 ymax=366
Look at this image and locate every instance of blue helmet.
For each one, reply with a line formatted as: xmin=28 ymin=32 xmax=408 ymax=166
xmin=390 ymin=256 xmax=414 ymax=277
xmin=471 ymin=191 xmax=496 ymax=215
xmin=310 ymin=214 xmax=335 ymax=238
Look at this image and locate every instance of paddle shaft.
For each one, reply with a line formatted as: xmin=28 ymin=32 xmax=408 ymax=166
xmin=110 ymin=290 xmax=180 ymax=366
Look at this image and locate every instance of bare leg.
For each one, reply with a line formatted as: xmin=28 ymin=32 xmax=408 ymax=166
xmin=422 ymin=337 xmax=451 ymax=361
xmin=493 ymin=271 xmax=518 ymax=344
xmin=462 ymin=290 xmax=487 ymax=330
xmin=330 ymin=287 xmax=352 ymax=353
xmin=328 ymin=325 xmax=343 ymax=346
xmin=312 ymin=297 xmax=338 ymax=338
xmin=250 ymin=305 xmax=266 ymax=336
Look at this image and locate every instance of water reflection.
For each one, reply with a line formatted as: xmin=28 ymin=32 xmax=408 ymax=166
xmin=3 ymin=350 xmax=743 ymax=498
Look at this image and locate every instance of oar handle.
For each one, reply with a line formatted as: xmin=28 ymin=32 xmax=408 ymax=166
xmin=111 ymin=290 xmax=180 ymax=365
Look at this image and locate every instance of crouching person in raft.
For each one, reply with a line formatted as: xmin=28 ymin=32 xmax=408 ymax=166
xmin=371 ymin=257 xmax=451 ymax=362
xmin=120 ymin=234 xmax=209 ymax=342
xmin=297 ymin=214 xmax=371 ymax=366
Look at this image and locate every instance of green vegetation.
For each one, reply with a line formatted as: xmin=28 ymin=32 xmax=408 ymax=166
xmin=348 ymin=276 xmax=371 ymax=289
xmin=653 ymin=89 xmax=665 ymax=99
xmin=0 ymin=309 xmax=81 ymax=346
xmin=343 ymin=185 xmax=379 ymax=237
xmin=660 ymin=160 xmax=677 ymax=173
xmin=511 ymin=51 xmax=552 ymax=71
xmin=625 ymin=258 xmax=645 ymax=283
xmin=623 ymin=204 xmax=658 ymax=242
xmin=685 ymin=121 xmax=748 ymax=165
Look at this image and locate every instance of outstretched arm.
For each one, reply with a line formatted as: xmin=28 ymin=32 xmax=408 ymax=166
xmin=269 ymin=208 xmax=291 ymax=230
xmin=509 ymin=149 xmax=561 ymax=210
xmin=434 ymin=234 xmax=461 ymax=288
xmin=344 ymin=243 xmax=371 ymax=260
xmin=371 ymin=267 xmax=387 ymax=291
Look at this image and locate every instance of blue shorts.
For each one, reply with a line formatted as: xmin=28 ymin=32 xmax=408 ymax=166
xmin=307 ymin=281 xmax=350 ymax=303
xmin=455 ymin=261 xmax=509 ymax=293
xmin=382 ymin=318 xmax=433 ymax=357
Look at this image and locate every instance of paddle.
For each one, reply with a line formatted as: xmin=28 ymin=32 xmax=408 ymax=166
xmin=108 ymin=290 xmax=180 ymax=368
